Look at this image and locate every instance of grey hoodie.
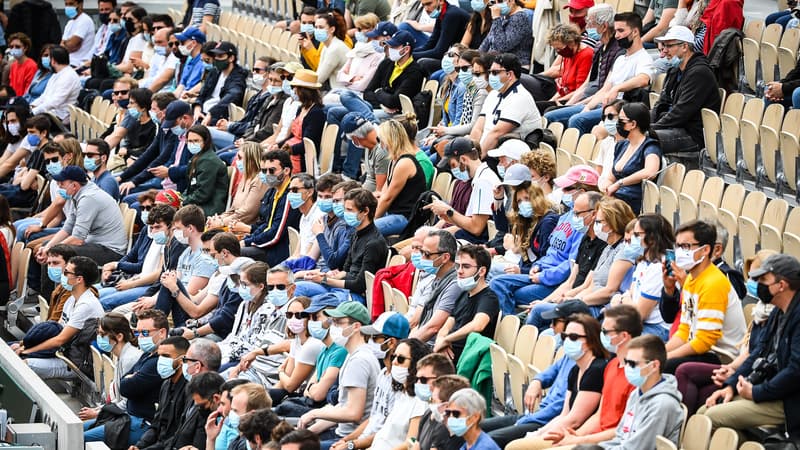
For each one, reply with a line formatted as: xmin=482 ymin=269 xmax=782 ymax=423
xmin=601 ymin=374 xmax=685 ymax=450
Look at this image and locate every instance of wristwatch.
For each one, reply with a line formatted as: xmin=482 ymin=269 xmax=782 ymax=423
xmin=446 ymin=208 xmax=454 ymax=218
xmin=347 ymin=442 xmax=355 ymax=450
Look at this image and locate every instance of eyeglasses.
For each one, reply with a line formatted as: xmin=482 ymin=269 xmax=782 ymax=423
xmin=488 ymin=69 xmax=508 ymax=76
xmin=44 ymin=156 xmax=60 ymax=164
xmin=63 ymin=270 xmax=77 ymax=276
xmin=600 ymin=328 xmax=619 ymax=335
xmin=560 ymin=332 xmax=586 ymax=341
xmin=392 ymin=354 xmax=410 ymax=364
xmin=182 ymin=356 xmax=202 ymax=364
xmin=443 ymin=409 xmax=464 ymax=418
xmin=632 ymin=231 xmax=645 ymax=238
xmin=267 ymin=284 xmax=288 ymax=291
xmin=278 ymin=74 xmax=294 ymax=81
xmin=422 ymin=250 xmax=444 ymax=258
xmin=286 ymin=311 xmax=309 ymax=319
xmin=675 ymin=242 xmax=703 ymax=251
xmin=573 ymin=209 xmax=594 ymax=217
xmin=288 ymin=187 xmax=306 ymax=193
xmin=133 ymin=329 xmax=158 ymax=337
xmin=417 ymin=376 xmax=438 ymax=384
xmin=623 ymin=358 xmax=651 ymax=369
xmin=446 ymin=51 xmax=460 ymax=58
xmin=83 ymin=152 xmax=101 ymax=158
xmin=253 ymin=67 xmax=267 ymax=73
xmin=602 ymin=114 xmax=618 ymax=121
xmin=112 ymin=90 xmax=129 ymax=96
xmin=456 ymin=66 xmax=472 ymax=72
xmin=455 ymin=263 xmax=476 ymax=270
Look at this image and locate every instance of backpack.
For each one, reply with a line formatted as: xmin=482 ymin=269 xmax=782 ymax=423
xmin=707 ymin=28 xmax=744 ymax=94
xmin=412 ymin=90 xmax=433 ymax=129
xmin=399 ymin=190 xmax=443 ymax=240
xmin=62 ymin=317 xmax=98 ymax=378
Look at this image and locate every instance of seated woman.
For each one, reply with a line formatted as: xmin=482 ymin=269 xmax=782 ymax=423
xmin=506 ymin=314 xmax=608 ymax=450
xmin=374 ymin=119 xmax=427 ymax=236
xmin=590 ymin=99 xmax=626 ymax=179
xmin=478 ymin=0 xmax=533 ymax=71
xmin=324 ymin=14 xmax=383 ymax=105
xmin=610 ymin=214 xmax=674 ymax=341
xmin=313 ymin=10 xmax=349 ymax=92
xmin=23 ymin=45 xmax=54 ymax=104
xmin=430 ymin=51 xmax=490 ymax=142
xmin=598 ymin=102 xmax=661 ymax=215
xmin=181 ymin=125 xmax=230 ymax=217
xmin=278 ymin=69 xmax=325 ymax=174
xmin=461 ymin=0 xmax=493 ymax=49
xmin=269 ymin=296 xmax=326 ymax=404
xmin=209 ymin=142 xmax=268 ymax=227
xmin=535 ymin=23 xmax=594 ymax=112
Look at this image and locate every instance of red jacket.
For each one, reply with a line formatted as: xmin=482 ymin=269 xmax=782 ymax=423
xmin=371 ymin=262 xmax=414 ymax=321
xmin=701 ymin=0 xmax=744 ymax=55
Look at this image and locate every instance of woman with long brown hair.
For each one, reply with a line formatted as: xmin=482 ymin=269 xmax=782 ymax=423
xmin=181 ymin=124 xmax=229 ymax=216
xmin=277 ymin=69 xmax=325 ymax=173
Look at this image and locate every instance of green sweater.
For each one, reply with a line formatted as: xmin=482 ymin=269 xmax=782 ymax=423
xmin=182 ymin=150 xmax=230 ymax=216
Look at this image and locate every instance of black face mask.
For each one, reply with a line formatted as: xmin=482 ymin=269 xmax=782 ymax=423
xmin=616 ymin=121 xmax=630 ymax=138
xmin=125 ymin=19 xmax=137 ymax=35
xmin=617 ymin=34 xmax=633 ymax=49
xmin=757 ymin=282 xmax=775 ymax=304
xmin=99 ymin=13 xmax=110 ymax=25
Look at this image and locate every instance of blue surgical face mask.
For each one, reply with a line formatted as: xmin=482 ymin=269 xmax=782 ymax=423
xmin=451 ymin=166 xmax=470 ymax=182
xmin=187 ymin=142 xmax=202 ymax=155
xmin=667 ymin=56 xmax=682 ymax=69
xmin=84 ymin=157 xmax=98 ymax=172
xmin=417 ymin=256 xmax=440 ymax=275
xmin=239 ymin=285 xmax=255 ymax=302
xmin=171 ymin=125 xmax=185 ymax=136
xmin=300 ymin=23 xmax=315 ymax=34
xmin=499 ymin=2 xmax=511 ymax=14
xmin=60 ymin=273 xmax=73 ymax=291
xmin=26 ymin=133 xmax=41 ymax=147
xmin=236 ymin=160 xmax=245 ymax=173
xmin=9 ymin=48 xmax=23 ymax=59
xmin=268 ymin=85 xmax=283 ymax=95
xmin=227 ymin=410 xmax=241 ymax=429
xmin=128 ymin=107 xmax=142 ymax=120
xmin=314 ymin=28 xmax=329 ymax=43
xmin=140 ymin=211 xmax=150 ymax=225
xmin=488 ymin=73 xmax=504 ymax=91
xmin=333 ymin=202 xmax=346 ymax=219
xmin=447 ymin=417 xmax=469 ymax=437
xmin=157 ymin=355 xmax=177 ymax=379
xmin=182 ymin=362 xmax=193 ymax=382
xmin=318 ymin=198 xmax=333 ymax=213
xmin=288 ymin=192 xmax=305 ymax=209
xmin=268 ymin=288 xmax=289 ymax=306
xmin=563 ymin=338 xmax=585 ymax=360
xmin=308 ymin=320 xmax=328 ymax=340
xmin=625 ymin=235 xmax=644 ymax=260
xmin=429 ymin=7 xmax=441 ymax=18
xmin=471 ymin=0 xmax=486 ymax=11
xmin=344 ymin=211 xmax=362 ymax=227
xmin=746 ymin=279 xmax=759 ymax=298
xmin=415 ymin=383 xmax=432 ymax=401
xmin=586 ymin=27 xmax=601 ymax=41
xmin=498 ymin=165 xmax=506 ymax=179
xmin=570 ymin=211 xmax=589 ymax=234
xmin=604 ymin=119 xmax=618 ymax=136
xmin=624 ymin=362 xmax=650 ymax=388
xmin=562 ymin=193 xmax=574 ymax=209
xmin=65 ymin=6 xmax=78 ymax=18
xmin=371 ymin=40 xmax=384 ymax=53
xmin=96 ymin=335 xmax=114 ymax=353
xmin=457 ymin=273 xmax=479 ymax=292
xmin=601 ymin=331 xmax=618 ymax=353
xmin=355 ymin=31 xmax=368 ymax=43
xmin=259 ymin=172 xmax=268 ymax=185
xmin=518 ymin=200 xmax=533 ymax=218
xmin=441 ymin=56 xmax=455 ymax=74
xmin=151 ymin=230 xmax=168 ymax=245
xmin=154 ymin=45 xmax=167 ymax=56
xmin=143 ymin=32 xmax=152 ymax=43
xmin=47 ymin=266 xmax=63 ymax=283
xmin=46 ymin=161 xmax=62 ymax=176
xmin=149 ymin=110 xmax=160 ymax=124
xmin=458 ymin=69 xmax=474 ymax=85
xmin=41 ymin=57 xmax=51 ymax=70
xmin=410 ymin=251 xmax=423 ymax=269
xmin=139 ymin=336 xmax=156 ymax=353
xmin=283 ymin=79 xmax=293 ymax=96
xmin=109 ymin=23 xmax=122 ymax=34
xmin=58 ymin=188 xmax=71 ymax=200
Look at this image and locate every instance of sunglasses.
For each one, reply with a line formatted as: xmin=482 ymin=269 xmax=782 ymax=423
xmin=602 ymin=114 xmax=618 ymax=121
xmin=416 ymin=376 xmax=438 ymax=384
xmin=473 ymin=71 xmax=485 ymax=77
xmin=133 ymin=329 xmax=157 ymax=337
xmin=560 ymin=332 xmax=586 ymax=341
xmin=600 ymin=328 xmax=619 ymax=335
xmin=140 ymin=205 xmax=153 ymax=212
xmin=456 ymin=66 xmax=472 ymax=72
xmin=488 ymin=69 xmax=508 ymax=76
xmin=392 ymin=354 xmax=410 ymax=364
xmin=182 ymin=356 xmax=202 ymax=364
xmin=286 ymin=311 xmax=308 ymax=319
xmin=623 ymin=358 xmax=651 ymax=369
xmin=278 ymin=74 xmax=294 ymax=81
xmin=267 ymin=284 xmax=288 ymax=291
xmin=288 ymin=187 xmax=306 ymax=193
xmin=44 ymin=156 xmax=60 ymax=164
xmin=260 ymin=167 xmax=279 ymax=174
xmin=253 ymin=67 xmax=268 ymax=73
xmin=168 ymin=42 xmax=179 ymax=47
xmin=112 ymin=90 xmax=129 ymax=96
xmin=443 ymin=409 xmax=464 ymax=418
xmin=446 ymin=51 xmax=460 ymax=58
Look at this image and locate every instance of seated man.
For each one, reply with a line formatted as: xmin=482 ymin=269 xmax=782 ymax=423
xmin=469 ymin=53 xmax=542 ymax=154
xmin=765 ymin=49 xmax=800 ymax=109
xmin=340 ymin=113 xmax=390 ymax=192
xmin=208 ymin=382 xmax=272 ymax=450
xmin=408 ymin=355 xmax=459 ymax=447
xmin=298 ymin=302 xmax=379 ymax=443
xmin=204 ymin=379 xmax=249 ymax=450
xmin=173 ymin=27 xmax=207 ymax=99
xmin=140 ymin=28 xmax=179 ymax=93
xmin=82 ymin=138 xmax=120 ymax=200
xmin=599 ymin=335 xmax=684 ymax=449
xmin=288 ymin=173 xmax=326 ymax=258
xmin=409 ymin=229 xmax=460 ymax=343
xmin=16 ymin=256 xmax=104 ymax=380
xmin=293 ymin=175 xmax=353 ymax=273
xmin=132 ymin=336 xmax=190 ymax=450
xmin=171 ymin=371 xmax=225 ymax=449
xmin=294 ymin=188 xmax=389 ymax=304
xmin=544 ymin=12 xmax=653 ymax=134
xmin=428 ymin=137 xmax=500 ymax=244
xmin=42 ymin=245 xmax=79 ymax=321
xmin=433 ymin=244 xmax=499 ymax=363
xmin=0 ymin=116 xmax=52 ymax=206
xmin=181 ymin=337 xmax=223 ymax=382
xmin=661 ymin=220 xmax=746 ymax=374
xmin=235 ymin=150 xmax=299 ymax=267
xmin=31 ymin=46 xmax=81 ymax=123
xmin=99 ymin=203 xmax=176 ymax=311
xmin=192 ymin=41 xmax=248 ymax=126
xmin=701 ymin=254 xmax=800 ymax=436
xmin=651 ymin=26 xmax=721 ymax=158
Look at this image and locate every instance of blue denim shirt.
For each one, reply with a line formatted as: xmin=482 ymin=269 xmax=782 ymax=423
xmin=443 ymin=81 xmax=465 ymax=126
xmin=516 ymin=355 xmax=575 ymax=425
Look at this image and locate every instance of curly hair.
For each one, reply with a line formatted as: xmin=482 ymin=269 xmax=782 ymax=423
xmin=521 ymin=149 xmax=556 ymax=187
xmin=547 ymin=23 xmax=582 ymax=46
xmin=394 ymin=338 xmax=432 ymax=396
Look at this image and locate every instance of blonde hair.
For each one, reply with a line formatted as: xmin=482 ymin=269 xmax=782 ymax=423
xmin=59 ymin=137 xmax=84 ymax=168
xmin=239 ymin=142 xmax=262 ymax=181
xmin=114 ymin=76 xmax=139 ymax=90
xmin=231 ymin=383 xmax=272 ymax=411
xmin=354 ymin=13 xmax=379 ymax=30
xmin=377 ymin=119 xmax=416 ymax=160
xmin=508 ymin=183 xmax=551 ymax=258
xmin=597 ymin=197 xmax=636 ymax=237
xmin=521 ymin=150 xmax=556 ymax=186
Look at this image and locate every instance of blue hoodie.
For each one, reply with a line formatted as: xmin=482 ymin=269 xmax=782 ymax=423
xmin=532 ymin=211 xmax=585 ymax=286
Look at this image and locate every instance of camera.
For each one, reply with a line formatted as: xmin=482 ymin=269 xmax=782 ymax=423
xmin=747 ymin=357 xmax=778 ymax=385
xmin=169 ymin=327 xmax=187 ymax=337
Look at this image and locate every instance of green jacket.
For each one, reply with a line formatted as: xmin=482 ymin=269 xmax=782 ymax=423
xmin=182 ymin=149 xmax=229 ymax=216
xmin=456 ymin=332 xmax=494 ymax=417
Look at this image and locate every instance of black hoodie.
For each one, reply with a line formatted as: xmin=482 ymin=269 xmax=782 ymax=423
xmin=651 ymin=52 xmax=722 ymax=147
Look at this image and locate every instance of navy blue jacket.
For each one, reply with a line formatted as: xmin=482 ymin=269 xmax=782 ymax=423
xmin=227 ymin=90 xmax=269 ymax=137
xmin=194 ymin=64 xmax=249 ymax=123
xmin=117 ymin=230 xmax=154 ymax=274
xmin=413 ymin=4 xmax=471 ymax=60
xmin=119 ymin=352 xmax=162 ymax=421
xmin=243 ymin=183 xmax=298 ymax=267
xmin=208 ymin=283 xmax=243 ymax=339
xmin=119 ymin=126 xmax=179 ymax=186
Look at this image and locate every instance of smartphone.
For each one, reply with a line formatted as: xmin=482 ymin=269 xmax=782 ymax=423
xmin=665 ymin=249 xmax=675 ymax=275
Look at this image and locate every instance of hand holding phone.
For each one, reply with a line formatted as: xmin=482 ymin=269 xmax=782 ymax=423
xmin=665 ymin=249 xmax=675 ymax=276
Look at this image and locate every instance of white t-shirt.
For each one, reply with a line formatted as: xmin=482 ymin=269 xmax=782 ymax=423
xmin=203 ymin=72 xmax=228 ymax=112
xmin=371 ymin=392 xmax=427 ymax=450
xmin=465 ymin=162 xmax=501 ymax=217
xmin=63 ymin=13 xmax=96 ymax=67
xmin=299 ymin=203 xmax=325 ymax=255
xmin=289 ymin=336 xmax=326 ymax=366
xmin=605 ymin=48 xmax=654 ymax=95
xmin=140 ymin=239 xmax=164 ymax=276
xmin=122 ymin=34 xmax=147 ymax=64
xmin=276 ymin=98 xmax=299 ymax=142
xmin=363 ymin=369 xmax=395 ymax=436
xmin=478 ymin=82 xmax=542 ymax=150
xmin=60 ymin=289 xmax=104 ymax=330
xmin=631 ymin=260 xmax=667 ymax=326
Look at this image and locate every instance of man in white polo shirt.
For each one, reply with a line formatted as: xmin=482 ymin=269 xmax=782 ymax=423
xmin=61 ymin=0 xmax=96 ymax=67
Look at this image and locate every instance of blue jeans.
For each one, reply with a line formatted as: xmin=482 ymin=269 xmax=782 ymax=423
xmin=543 ymin=104 xmax=602 ymax=134
xmin=397 ymin=22 xmax=430 ymax=49
xmin=155 ymin=279 xmax=192 ymax=326
xmin=216 ymin=146 xmax=238 ymax=165
xmin=766 ymin=10 xmax=793 ymax=28
xmin=793 ymin=86 xmax=800 ymax=109
xmin=375 ymin=214 xmax=408 ymax=236
xmin=14 ymin=217 xmax=42 ymax=241
xmin=210 ymin=127 xmax=236 ymax=149
xmin=99 ymin=285 xmax=150 ymax=311
xmin=642 ymin=322 xmax=670 ymax=341
xmin=489 ymin=274 xmax=556 ymax=316
xmin=84 ymin=414 xmax=148 ymax=445
xmin=293 ymin=281 xmax=365 ymax=305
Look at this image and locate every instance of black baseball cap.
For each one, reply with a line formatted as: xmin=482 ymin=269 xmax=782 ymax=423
xmin=540 ymin=299 xmax=591 ymax=320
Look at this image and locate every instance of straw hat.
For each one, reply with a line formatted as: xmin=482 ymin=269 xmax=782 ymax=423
xmin=289 ymin=69 xmax=322 ymax=89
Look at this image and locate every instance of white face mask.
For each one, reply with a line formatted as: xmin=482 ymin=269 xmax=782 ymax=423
xmin=675 ymin=246 xmax=704 ymax=271
xmin=391 ymin=365 xmax=409 ymax=383
xmin=329 ymin=324 xmax=351 ymax=347
xmin=173 ymin=228 xmax=188 ymax=245
xmin=593 ymin=221 xmax=609 ymax=243
xmin=473 ymin=76 xmax=488 ymax=90
xmin=367 ymin=339 xmax=386 ymax=359
xmin=388 ymin=47 xmax=404 ymax=62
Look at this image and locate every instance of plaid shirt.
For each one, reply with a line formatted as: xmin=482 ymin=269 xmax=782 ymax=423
xmin=589 ymin=38 xmax=626 ymax=90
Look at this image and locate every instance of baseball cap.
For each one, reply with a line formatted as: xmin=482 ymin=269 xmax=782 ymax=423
xmin=304 ymin=293 xmax=341 ymax=314
xmin=361 ymin=312 xmax=410 ymax=339
xmin=366 ymin=22 xmax=398 ymax=39
xmin=52 ymin=165 xmax=88 ymax=183
xmin=324 ymin=301 xmax=371 ymax=325
xmin=341 ymin=112 xmax=370 ymax=137
xmin=281 ymin=61 xmax=304 ymax=74
xmin=488 ymin=139 xmax=529 ymax=161
xmin=540 ymin=299 xmax=591 ymax=320
xmin=748 ymin=254 xmax=800 ymax=280
xmin=161 ymin=100 xmax=191 ymax=129
xmin=563 ymin=0 xmax=594 ymax=8
xmin=155 ymin=189 xmax=182 ymax=208
xmin=2 ymin=96 xmax=29 ymax=111
xmin=654 ymin=26 xmax=695 ymax=44
xmin=174 ymin=26 xmax=207 ymax=44
xmin=437 ymin=137 xmax=477 ymax=170
xmin=385 ymin=30 xmax=415 ymax=48
xmin=209 ymin=41 xmax=237 ymax=56
xmin=553 ymin=164 xmax=599 ymax=188
xmin=500 ymin=164 xmax=532 ymax=187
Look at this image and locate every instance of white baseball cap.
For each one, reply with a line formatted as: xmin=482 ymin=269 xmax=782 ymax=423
xmin=655 ymin=26 xmax=695 ymax=44
xmin=487 ymin=139 xmax=530 ymax=161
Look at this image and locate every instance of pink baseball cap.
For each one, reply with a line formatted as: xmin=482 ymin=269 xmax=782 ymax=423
xmin=553 ymin=165 xmax=599 ymax=188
